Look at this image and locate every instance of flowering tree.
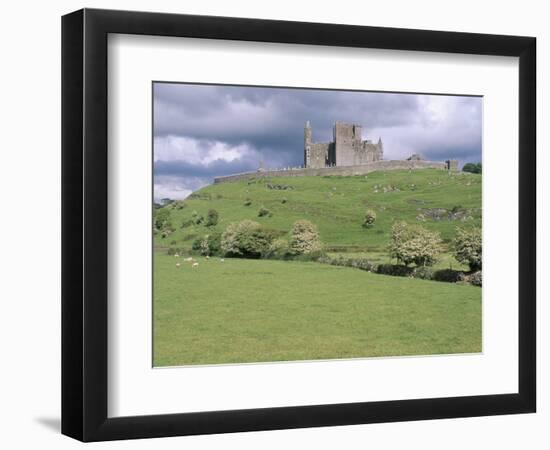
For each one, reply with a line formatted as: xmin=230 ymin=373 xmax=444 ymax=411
xmin=389 ymin=221 xmax=442 ymax=266
xmin=221 ymin=220 xmax=272 ymax=258
xmin=454 ymin=227 xmax=482 ymax=271
xmin=289 ymin=220 xmax=322 ymax=255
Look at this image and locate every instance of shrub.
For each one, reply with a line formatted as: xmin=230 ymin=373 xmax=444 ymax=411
xmin=288 ymin=220 xmax=322 ymax=255
xmin=206 ymin=209 xmax=219 ymax=227
xmin=388 ymin=221 xmax=442 ymax=266
xmin=243 ymin=198 xmax=252 ymax=206
xmin=170 ymin=240 xmax=177 ymax=246
xmin=432 ymin=269 xmax=464 ymax=283
xmin=154 ymin=208 xmax=170 ymax=230
xmin=454 ymin=227 xmax=482 ymax=271
xmin=181 ymin=219 xmax=194 ymax=228
xmin=281 ymin=198 xmax=288 ymax=204
xmin=362 ymin=209 xmax=377 ymax=228
xmin=329 ymin=257 xmax=377 ymax=271
xmin=191 ymin=210 xmax=204 ymax=225
xmin=467 ymin=270 xmax=482 ymax=287
xmin=463 ymin=162 xmax=482 ymax=174
xmin=263 ymin=238 xmax=291 ymax=260
xmin=292 ymin=250 xmax=325 ymax=262
xmin=376 ymin=263 xmax=414 ymax=277
xmin=191 ymin=237 xmax=203 ymax=252
xmin=258 ymin=206 xmax=271 ymax=217
xmin=413 ymin=266 xmax=434 ymax=280
xmin=205 ymin=233 xmax=221 ymax=256
xmin=194 ymin=233 xmax=222 ymax=256
xmin=167 ymin=247 xmax=182 ymax=256
xmin=221 ymin=220 xmax=273 ymax=258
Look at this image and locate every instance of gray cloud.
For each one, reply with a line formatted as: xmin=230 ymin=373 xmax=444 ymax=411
xmin=153 ymin=83 xmax=482 ymax=200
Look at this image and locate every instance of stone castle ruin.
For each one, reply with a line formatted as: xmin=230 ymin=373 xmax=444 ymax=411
xmin=304 ymin=121 xmax=383 ymax=169
xmin=214 ymin=121 xmax=457 ymax=184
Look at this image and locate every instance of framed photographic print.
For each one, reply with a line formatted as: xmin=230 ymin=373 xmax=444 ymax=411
xmin=61 ymin=8 xmax=536 ymax=441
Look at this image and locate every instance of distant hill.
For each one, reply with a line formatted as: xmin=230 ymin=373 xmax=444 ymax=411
xmin=154 ymin=169 xmax=481 ymax=258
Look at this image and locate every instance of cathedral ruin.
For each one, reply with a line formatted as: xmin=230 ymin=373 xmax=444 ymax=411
xmin=304 ymin=121 xmax=384 ymax=169
xmin=214 ymin=120 xmax=458 ymax=184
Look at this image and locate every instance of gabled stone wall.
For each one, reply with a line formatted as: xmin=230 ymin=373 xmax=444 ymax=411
xmin=307 ymin=121 xmax=383 ymax=168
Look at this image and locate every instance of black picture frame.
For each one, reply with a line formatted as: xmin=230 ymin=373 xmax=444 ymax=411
xmin=61 ymin=8 xmax=536 ymax=442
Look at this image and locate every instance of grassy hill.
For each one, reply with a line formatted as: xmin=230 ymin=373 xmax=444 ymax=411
xmin=153 ymin=168 xmax=482 ymax=366
xmin=155 ymin=169 xmax=481 ymax=267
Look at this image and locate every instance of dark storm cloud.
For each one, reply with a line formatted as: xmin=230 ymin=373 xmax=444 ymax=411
xmin=153 ymin=82 xmax=482 ymax=200
xmin=154 ymin=84 xmax=419 ymax=147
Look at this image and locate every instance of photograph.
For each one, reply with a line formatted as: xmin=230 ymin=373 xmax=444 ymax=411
xmin=0 ymin=0 xmax=542 ymax=446
xmin=152 ymin=82 xmax=483 ymax=367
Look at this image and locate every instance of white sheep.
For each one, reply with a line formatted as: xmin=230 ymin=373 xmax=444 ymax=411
xmin=220 ymin=258 xmax=225 ymax=262
xmin=184 ymin=257 xmax=193 ymax=262
xmin=205 ymin=255 xmax=210 ymax=259
xmin=192 ymin=262 xmax=199 ymax=268
xmin=174 ymin=253 xmax=180 ymax=258
xmin=175 ymin=262 xmax=181 ymax=268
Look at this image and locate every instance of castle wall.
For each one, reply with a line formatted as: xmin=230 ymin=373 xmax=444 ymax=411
xmin=334 ymin=122 xmax=360 ymax=167
xmin=331 ymin=122 xmax=383 ymax=167
xmin=308 ymin=142 xmax=332 ymax=169
xmin=214 ymin=160 xmax=449 ymax=184
xmin=446 ymin=159 xmax=458 ymax=171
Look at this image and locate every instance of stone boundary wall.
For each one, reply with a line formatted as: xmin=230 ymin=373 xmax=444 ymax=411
xmin=213 ymin=160 xmax=448 ymax=184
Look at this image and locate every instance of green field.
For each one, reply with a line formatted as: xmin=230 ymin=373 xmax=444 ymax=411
xmin=154 ymin=253 xmax=481 ymax=366
xmin=153 ymin=169 xmax=482 ymax=366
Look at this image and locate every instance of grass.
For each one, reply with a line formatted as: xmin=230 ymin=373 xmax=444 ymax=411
xmin=153 ymin=253 xmax=481 ymax=366
xmin=155 ymin=169 xmax=481 ymax=263
xmin=153 ymin=169 xmax=482 ymax=366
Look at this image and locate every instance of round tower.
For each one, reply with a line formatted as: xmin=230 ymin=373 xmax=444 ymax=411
xmin=304 ymin=121 xmax=312 ymax=167
xmin=377 ymin=137 xmax=384 ymax=160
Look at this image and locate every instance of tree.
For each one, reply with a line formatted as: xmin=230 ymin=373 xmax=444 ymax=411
xmin=389 ymin=221 xmax=442 ymax=266
xmin=362 ymin=209 xmax=377 ymax=228
xmin=453 ymin=227 xmax=482 ymax=271
xmin=289 ymin=220 xmax=322 ymax=255
xmin=193 ymin=233 xmax=222 ymax=256
xmin=221 ymin=220 xmax=273 ymax=258
xmin=154 ymin=208 xmax=170 ymax=230
xmin=263 ymin=238 xmax=290 ymax=259
xmin=206 ymin=209 xmax=219 ymax=227
xmin=462 ymin=162 xmax=482 ymax=174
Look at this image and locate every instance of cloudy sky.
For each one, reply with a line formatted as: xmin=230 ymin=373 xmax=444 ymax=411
xmin=153 ymin=82 xmax=482 ymax=201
